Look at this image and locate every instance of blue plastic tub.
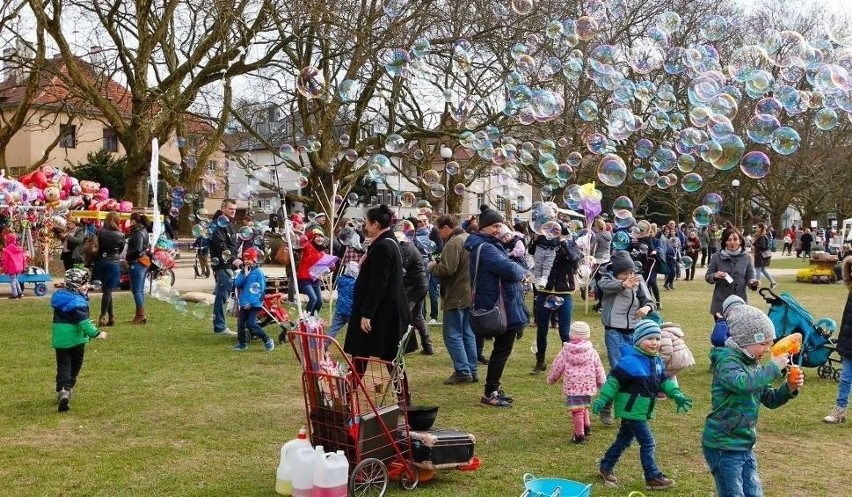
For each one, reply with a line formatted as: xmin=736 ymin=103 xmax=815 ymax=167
xmin=522 ymin=473 xmax=592 ymax=497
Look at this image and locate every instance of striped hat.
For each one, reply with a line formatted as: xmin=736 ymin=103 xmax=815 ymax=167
xmin=633 ymin=319 xmax=662 ymax=345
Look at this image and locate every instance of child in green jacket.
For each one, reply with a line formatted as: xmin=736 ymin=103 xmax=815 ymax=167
xmin=51 ymin=268 xmax=107 ymax=412
xmin=702 ymin=304 xmax=802 ymax=497
xmin=593 ymin=319 xmax=693 ymax=491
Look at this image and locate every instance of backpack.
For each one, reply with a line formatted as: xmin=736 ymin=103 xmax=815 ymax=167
xmin=82 ymin=235 xmax=99 ymax=264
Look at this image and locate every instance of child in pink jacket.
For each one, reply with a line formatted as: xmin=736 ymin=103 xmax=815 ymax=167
xmin=547 ymin=321 xmax=607 ymax=444
xmin=2 ymin=233 xmax=26 ymax=299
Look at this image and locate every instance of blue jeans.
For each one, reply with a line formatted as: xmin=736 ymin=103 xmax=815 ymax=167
xmin=756 ymin=266 xmax=775 ymax=285
xmin=129 ymin=261 xmax=147 ymax=308
xmin=604 ymin=328 xmax=634 ymax=369
xmin=213 ymin=269 xmax=234 ymax=333
xmin=236 ymin=307 xmax=270 ymax=345
xmin=428 ymin=275 xmax=440 ymax=320
xmin=600 ymin=419 xmax=662 ymax=481
xmin=703 ymin=447 xmax=763 ymax=497
xmin=8 ymin=273 xmax=19 ymax=297
xmin=299 ymin=278 xmax=323 ymax=314
xmin=442 ymin=308 xmax=477 ymax=377
xmin=836 ymin=357 xmax=852 ymax=408
xmin=328 ymin=311 xmax=349 ymax=338
xmin=534 ymin=293 xmax=572 ymax=359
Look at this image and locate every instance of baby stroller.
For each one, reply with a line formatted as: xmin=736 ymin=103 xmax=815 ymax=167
xmin=759 ymin=288 xmax=841 ymax=380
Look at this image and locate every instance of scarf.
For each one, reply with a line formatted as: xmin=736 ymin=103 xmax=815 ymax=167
xmin=720 ymin=247 xmax=742 ymax=258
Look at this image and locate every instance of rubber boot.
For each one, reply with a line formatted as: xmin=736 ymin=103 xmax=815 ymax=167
xmin=130 ymin=307 xmax=147 ymax=325
xmin=419 ymin=329 xmax=434 ymax=355
xmin=530 ymin=352 xmax=546 ymax=375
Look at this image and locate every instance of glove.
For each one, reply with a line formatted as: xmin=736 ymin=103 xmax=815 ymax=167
xmin=673 ymin=394 xmax=693 ymax=414
xmin=592 ymin=398 xmax=606 ymax=416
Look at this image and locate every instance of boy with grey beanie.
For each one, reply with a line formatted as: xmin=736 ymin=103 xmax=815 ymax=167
xmin=703 ymin=304 xmax=803 ymax=497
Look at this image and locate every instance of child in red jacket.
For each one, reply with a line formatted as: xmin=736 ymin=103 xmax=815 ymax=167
xmin=547 ymin=321 xmax=606 ymax=444
xmin=297 ymin=227 xmax=328 ymax=315
xmin=2 ymin=233 xmax=26 ymax=299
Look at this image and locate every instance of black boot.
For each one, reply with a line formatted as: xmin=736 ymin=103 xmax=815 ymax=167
xmin=419 ymin=330 xmax=435 ymax=355
xmin=530 ymin=352 xmax=546 ymax=375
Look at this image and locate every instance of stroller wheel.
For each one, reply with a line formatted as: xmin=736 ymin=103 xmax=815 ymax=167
xmin=817 ymin=365 xmax=829 ymax=379
xmin=834 ymin=370 xmax=841 ymax=382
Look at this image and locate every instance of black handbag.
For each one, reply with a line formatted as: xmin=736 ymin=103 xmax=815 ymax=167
xmin=469 ymin=244 xmax=507 ymax=338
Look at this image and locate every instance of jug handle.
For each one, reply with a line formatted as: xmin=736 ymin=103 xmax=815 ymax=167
xmin=522 ymin=473 xmax=535 ymax=484
xmin=552 ymin=487 xmax=560 ymax=497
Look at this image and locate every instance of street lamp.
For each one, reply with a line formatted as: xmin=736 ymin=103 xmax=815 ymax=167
xmin=440 ymin=146 xmax=453 ymax=214
xmin=731 ymin=179 xmax=740 ymax=230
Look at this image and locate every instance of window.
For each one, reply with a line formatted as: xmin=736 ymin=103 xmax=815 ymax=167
xmin=476 ymin=193 xmax=485 ymax=206
xmin=59 ymin=124 xmax=76 ymax=148
xmin=102 ymin=127 xmax=118 ymax=152
xmin=496 ymin=196 xmax=506 ymax=210
xmin=208 ymin=160 xmax=217 ymax=172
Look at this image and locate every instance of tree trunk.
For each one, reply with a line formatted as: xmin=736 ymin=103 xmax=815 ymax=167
xmin=123 ymin=149 xmax=152 ymax=207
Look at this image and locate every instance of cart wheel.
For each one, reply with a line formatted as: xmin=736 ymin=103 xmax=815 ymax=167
xmin=34 ymin=283 xmax=47 ymax=297
xmin=350 ymin=458 xmax=388 ymax=497
xmin=399 ymin=465 xmax=419 ymax=490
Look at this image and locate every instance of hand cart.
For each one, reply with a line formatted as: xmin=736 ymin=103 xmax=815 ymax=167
xmin=288 ymin=320 xmax=420 ymax=496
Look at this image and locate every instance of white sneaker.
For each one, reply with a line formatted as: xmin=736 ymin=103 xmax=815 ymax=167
xmin=215 ymin=328 xmax=237 ymax=336
xmin=428 ymin=319 xmax=440 ymax=325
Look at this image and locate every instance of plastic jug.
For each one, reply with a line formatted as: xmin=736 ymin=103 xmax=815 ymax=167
xmin=276 ymin=428 xmax=311 ymax=495
xmin=312 ymin=450 xmax=349 ymax=497
xmin=292 ymin=445 xmax=324 ymax=497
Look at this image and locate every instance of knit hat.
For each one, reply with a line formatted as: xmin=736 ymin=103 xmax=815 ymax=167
xmin=478 ymin=205 xmax=504 ymax=229
xmin=569 ymin=321 xmax=591 ymax=340
xmin=722 ymin=295 xmax=746 ymax=316
xmin=633 ymin=319 xmax=662 ymax=346
xmin=497 ymin=224 xmax=512 ymax=238
xmin=727 ymin=305 xmax=775 ymax=347
xmin=609 ymin=250 xmax=635 ymax=276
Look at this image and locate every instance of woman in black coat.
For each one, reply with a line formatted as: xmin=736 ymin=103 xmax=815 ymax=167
xmin=344 ymin=205 xmax=414 ymax=401
xmin=93 ymin=211 xmax=126 ymax=327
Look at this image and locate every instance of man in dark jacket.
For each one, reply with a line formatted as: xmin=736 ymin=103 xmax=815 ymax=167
xmin=398 ymin=231 xmax=433 ymax=355
xmin=210 ymin=199 xmax=239 ymax=336
xmin=465 ymin=206 xmax=529 ymax=407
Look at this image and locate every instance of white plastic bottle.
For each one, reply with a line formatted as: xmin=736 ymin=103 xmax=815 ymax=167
xmin=275 ymin=428 xmax=311 ymax=496
xmin=292 ymin=445 xmax=324 ymax=497
xmin=311 ymin=450 xmax=349 ymax=497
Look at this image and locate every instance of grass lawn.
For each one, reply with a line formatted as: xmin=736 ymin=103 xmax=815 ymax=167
xmin=0 ymin=274 xmax=849 ymax=496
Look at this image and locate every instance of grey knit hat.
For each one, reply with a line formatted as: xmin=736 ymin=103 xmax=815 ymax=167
xmin=727 ymin=305 xmax=776 ymax=347
xmin=478 ymin=205 xmax=504 ymax=229
xmin=722 ymin=295 xmax=746 ymax=316
xmin=609 ymin=250 xmax=635 ymax=276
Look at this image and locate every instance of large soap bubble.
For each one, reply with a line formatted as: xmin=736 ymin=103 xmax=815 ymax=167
xmin=740 ymin=151 xmax=770 ymax=179
xmin=296 ymin=66 xmax=325 ymax=99
xmin=597 ymin=154 xmax=627 ymax=187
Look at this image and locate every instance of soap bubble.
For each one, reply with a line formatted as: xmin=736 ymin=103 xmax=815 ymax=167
xmin=382 ymin=0 xmax=407 ymax=17
xmin=192 ymin=301 xmax=209 ymax=320
xmin=216 ymin=215 xmax=230 ymax=228
xmin=191 ymin=224 xmax=204 ymax=237
xmin=745 ymin=114 xmax=780 ymax=144
xmin=411 ymin=37 xmax=431 ymax=57
xmin=680 ymin=256 xmax=694 ymax=270
xmin=702 ymin=192 xmax=723 ymax=214
xmin=384 ymin=134 xmax=405 ymax=153
xmin=677 ymin=154 xmax=696 ymax=173
xmin=337 ymin=79 xmax=360 ymax=102
xmin=511 ymin=0 xmax=533 ymax=15
xmin=700 ymin=15 xmax=728 ymax=41
xmin=567 ymin=151 xmax=583 ymax=167
xmin=453 ymin=183 xmax=466 ymax=195
xmin=698 ymin=139 xmax=723 ymax=163
xmin=643 ymin=169 xmax=660 ymax=186
xmin=710 ymin=134 xmax=745 ymax=171
xmin=578 ymin=99 xmax=599 ymax=121
xmin=379 ymin=48 xmax=411 ymax=78
xmin=680 ymin=172 xmax=703 ymax=192
xmin=770 ymin=127 xmax=800 ymax=156
xmin=296 ymin=66 xmax=325 ymax=99
xmin=540 ymin=220 xmax=562 ymax=239
xmin=612 ymin=196 xmax=634 ymax=213
xmin=543 ymin=295 xmax=564 ymax=309
xmin=575 ymin=16 xmax=598 ymax=41
xmin=430 ymin=184 xmax=446 ymax=199
xmin=446 ymin=161 xmax=459 ymax=176
xmin=740 ymin=151 xmax=770 ymax=179
xmin=814 ymin=108 xmax=839 ymax=130
xmin=597 ymin=154 xmax=627 ymax=187
xmin=692 ymin=205 xmax=713 ymax=227
xmin=615 ymin=216 xmax=636 ymax=230
xmin=249 ymin=282 xmax=262 ymax=295
xmin=634 ymin=139 xmax=654 ymax=159
xmin=400 ymin=192 xmax=416 ymax=207
xmin=612 ymin=231 xmax=631 ymax=251
xmin=238 ymin=226 xmax=254 ymax=241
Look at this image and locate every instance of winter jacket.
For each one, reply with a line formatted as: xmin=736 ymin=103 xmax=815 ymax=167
xmin=705 ymin=249 xmax=756 ymax=315
xmin=465 ymin=231 xmax=529 ymax=328
xmin=96 ymin=228 xmax=125 ymax=262
xmin=659 ymin=322 xmax=695 ymax=377
xmin=430 ymin=228 xmax=471 ymax=311
xmin=836 ymin=256 xmax=852 ymax=358
xmin=234 ymin=265 xmax=266 ymax=308
xmin=753 ymin=234 xmax=771 ymax=268
xmin=335 ymin=274 xmax=355 ymax=316
xmin=598 ymin=272 xmax=655 ymax=332
xmin=1 ymin=236 xmax=25 ymax=274
xmin=702 ymin=347 xmax=796 ymax=451
xmin=547 ymin=340 xmax=606 ymax=397
xmin=592 ymin=229 xmax=613 ymax=263
xmin=597 ymin=345 xmax=683 ymax=421
xmin=297 ymin=239 xmax=325 ymax=281
xmin=530 ymin=238 xmax=579 ymax=294
xmin=126 ymin=224 xmax=150 ymax=263
xmin=51 ymin=289 xmax=100 ymax=349
xmin=698 ymin=229 xmax=710 ymax=249
xmin=399 ymin=240 xmax=427 ymax=303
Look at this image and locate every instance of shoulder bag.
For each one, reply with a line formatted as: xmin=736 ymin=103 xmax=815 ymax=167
xmin=468 ymin=244 xmax=507 ymax=338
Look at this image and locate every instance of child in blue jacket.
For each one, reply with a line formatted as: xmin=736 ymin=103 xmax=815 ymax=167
xmin=233 ymin=247 xmax=274 ymax=351
xmin=329 ymin=261 xmax=359 ymax=338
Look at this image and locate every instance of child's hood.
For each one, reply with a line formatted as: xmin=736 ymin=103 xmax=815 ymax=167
xmin=4 ymin=233 xmax=18 ymax=246
xmin=564 ymin=340 xmax=597 ymax=365
xmin=51 ymin=289 xmax=87 ymax=312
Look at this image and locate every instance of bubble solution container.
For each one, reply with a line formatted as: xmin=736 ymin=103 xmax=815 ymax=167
xmin=292 ymin=445 xmax=324 ymax=497
xmin=311 ymin=450 xmax=349 ymax=497
xmin=276 ymin=428 xmax=311 ymax=496
xmin=521 ymin=473 xmax=592 ymax=497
